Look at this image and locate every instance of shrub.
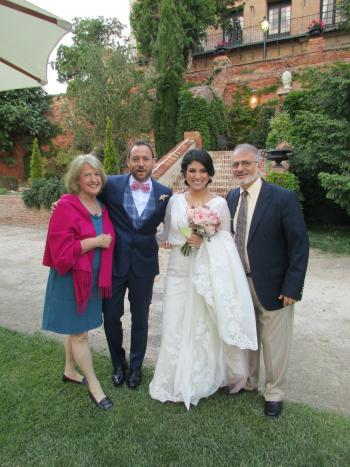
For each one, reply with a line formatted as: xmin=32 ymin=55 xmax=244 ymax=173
xmin=0 ymin=187 xmax=7 ymax=195
xmin=22 ymin=177 xmax=66 ymax=209
xmin=265 ymin=170 xmax=304 ymax=202
xmin=43 ymin=150 xmax=77 ymax=179
xmin=0 ymin=175 xmax=19 ymax=191
xmin=29 ymin=138 xmax=43 ymax=183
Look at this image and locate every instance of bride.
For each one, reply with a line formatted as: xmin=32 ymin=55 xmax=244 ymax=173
xmin=149 ymin=149 xmax=257 ymax=409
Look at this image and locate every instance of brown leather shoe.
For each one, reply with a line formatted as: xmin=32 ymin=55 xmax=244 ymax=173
xmin=265 ymin=401 xmax=283 ymax=417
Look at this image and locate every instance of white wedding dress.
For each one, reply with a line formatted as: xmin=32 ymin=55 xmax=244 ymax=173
xmin=149 ymin=194 xmax=257 ymax=409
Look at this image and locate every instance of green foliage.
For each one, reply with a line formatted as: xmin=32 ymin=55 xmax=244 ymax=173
xmin=266 ymin=112 xmax=292 ymax=148
xmin=268 ymin=63 xmax=350 ymax=222
xmin=0 ymin=175 xmax=18 ymax=191
xmin=22 ymin=177 xmax=66 ymax=210
xmin=103 ymin=116 xmax=120 ymax=175
xmin=318 ymin=173 xmax=350 ymax=215
xmin=0 ymin=187 xmax=7 ymax=195
xmin=249 ymin=105 xmax=276 ymax=149
xmin=56 ymin=17 xmax=124 ymax=82
xmin=227 ymin=87 xmax=277 ymax=148
xmin=29 ymin=138 xmax=43 ymax=183
xmin=228 ymin=86 xmax=253 ymax=146
xmin=43 ymin=149 xmax=77 ymax=179
xmin=336 ymin=0 xmax=350 ymax=30
xmin=308 ymin=226 xmax=350 ymax=254
xmin=55 ymin=17 xmax=153 ymax=155
xmin=0 ymin=88 xmax=55 ymax=153
xmin=153 ymin=0 xmax=185 ymax=156
xmin=176 ymin=87 xmax=228 ymax=149
xmin=130 ymin=0 xmax=217 ymax=62
xmin=282 ymin=90 xmax=312 ymax=117
xmin=1 ymin=327 xmax=350 ymax=466
xmin=265 ymin=171 xmax=303 ymax=202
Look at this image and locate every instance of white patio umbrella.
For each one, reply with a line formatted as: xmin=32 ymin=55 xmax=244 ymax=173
xmin=0 ymin=0 xmax=71 ymax=92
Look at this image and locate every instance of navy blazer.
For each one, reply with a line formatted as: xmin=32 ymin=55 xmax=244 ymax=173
xmin=226 ymin=180 xmax=309 ymax=311
xmin=100 ymin=174 xmax=172 ymax=278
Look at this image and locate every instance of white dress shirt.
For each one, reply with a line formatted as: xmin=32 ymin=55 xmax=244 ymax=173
xmin=129 ymin=175 xmax=153 ymax=216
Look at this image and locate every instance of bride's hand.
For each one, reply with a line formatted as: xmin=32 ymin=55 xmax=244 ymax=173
xmin=186 ymin=233 xmax=202 ymax=248
xmin=160 ymin=241 xmax=173 ymax=249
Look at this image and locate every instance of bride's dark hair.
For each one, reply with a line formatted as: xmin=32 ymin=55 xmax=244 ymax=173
xmin=181 ymin=149 xmax=215 ymax=186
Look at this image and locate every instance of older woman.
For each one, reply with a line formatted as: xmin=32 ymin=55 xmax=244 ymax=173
xmin=42 ymin=154 xmax=115 ymax=410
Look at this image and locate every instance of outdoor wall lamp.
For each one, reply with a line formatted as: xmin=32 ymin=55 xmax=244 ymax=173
xmin=249 ymin=89 xmax=258 ymax=109
xmin=260 ymin=16 xmax=270 ymax=60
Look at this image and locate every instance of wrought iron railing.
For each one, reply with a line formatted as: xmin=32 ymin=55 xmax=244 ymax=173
xmin=194 ymin=13 xmax=344 ymax=55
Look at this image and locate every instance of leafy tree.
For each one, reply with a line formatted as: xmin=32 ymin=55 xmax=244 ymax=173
xmin=55 ymin=17 xmax=153 ymax=158
xmin=266 ymin=64 xmax=350 ymax=222
xmin=337 ymin=0 xmax=350 ymax=30
xmin=56 ymin=17 xmax=124 ymax=83
xmin=153 ymin=0 xmax=185 ymax=156
xmin=0 ymin=88 xmax=55 ymax=153
xmin=215 ymin=0 xmax=240 ymax=40
xmin=265 ymin=112 xmax=292 ymax=149
xmin=29 ymin=138 xmax=43 ymax=183
xmin=103 ymin=116 xmax=120 ymax=175
xmin=130 ymin=0 xmax=217 ymax=62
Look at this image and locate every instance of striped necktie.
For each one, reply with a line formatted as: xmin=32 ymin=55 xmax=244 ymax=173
xmin=235 ymin=190 xmax=249 ymax=272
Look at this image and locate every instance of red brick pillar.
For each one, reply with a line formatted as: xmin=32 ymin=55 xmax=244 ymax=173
xmin=184 ymin=131 xmax=202 ymax=149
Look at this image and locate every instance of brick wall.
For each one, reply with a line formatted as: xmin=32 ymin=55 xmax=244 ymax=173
xmin=0 ymin=144 xmax=26 ymax=180
xmin=0 ymin=194 xmax=50 ymax=227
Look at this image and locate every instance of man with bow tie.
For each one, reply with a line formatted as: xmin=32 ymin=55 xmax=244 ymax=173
xmin=101 ymin=141 xmax=172 ymax=390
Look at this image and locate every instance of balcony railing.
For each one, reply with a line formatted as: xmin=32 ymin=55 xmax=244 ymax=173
xmin=194 ymin=13 xmax=344 ymax=55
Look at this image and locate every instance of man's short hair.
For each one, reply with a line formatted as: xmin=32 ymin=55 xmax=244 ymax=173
xmin=128 ymin=141 xmax=155 ymax=159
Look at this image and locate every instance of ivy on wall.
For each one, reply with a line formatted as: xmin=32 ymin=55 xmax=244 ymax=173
xmin=176 ymin=87 xmax=228 ymax=149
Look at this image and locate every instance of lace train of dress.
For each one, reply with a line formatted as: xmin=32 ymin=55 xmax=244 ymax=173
xmin=149 ymin=194 xmax=257 ymax=409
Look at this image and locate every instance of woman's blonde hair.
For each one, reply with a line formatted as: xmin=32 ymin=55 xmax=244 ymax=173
xmin=64 ymin=154 xmax=107 ymax=194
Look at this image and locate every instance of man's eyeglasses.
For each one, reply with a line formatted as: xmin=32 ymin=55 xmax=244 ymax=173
xmin=232 ymin=161 xmax=259 ymax=170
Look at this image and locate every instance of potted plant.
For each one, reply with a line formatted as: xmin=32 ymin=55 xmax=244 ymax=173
xmin=307 ymin=19 xmax=325 ymax=36
xmin=215 ymin=40 xmax=230 ymax=53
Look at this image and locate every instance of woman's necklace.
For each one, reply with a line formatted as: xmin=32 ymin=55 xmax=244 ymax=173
xmin=79 ymin=196 xmax=101 ymax=216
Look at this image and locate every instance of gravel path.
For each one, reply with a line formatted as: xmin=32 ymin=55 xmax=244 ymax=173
xmin=0 ymin=225 xmax=349 ymax=416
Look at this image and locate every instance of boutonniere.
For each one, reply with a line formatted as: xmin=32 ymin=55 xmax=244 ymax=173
xmin=159 ymin=194 xmax=169 ymax=201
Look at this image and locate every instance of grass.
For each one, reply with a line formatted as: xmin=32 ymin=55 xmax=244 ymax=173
xmin=309 ymin=225 xmax=350 ymax=255
xmin=1 ymin=328 xmax=350 ymax=466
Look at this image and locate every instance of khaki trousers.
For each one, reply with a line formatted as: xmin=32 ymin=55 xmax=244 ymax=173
xmin=245 ymin=277 xmax=294 ymax=402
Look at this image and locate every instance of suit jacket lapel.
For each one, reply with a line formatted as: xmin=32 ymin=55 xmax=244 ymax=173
xmin=248 ymin=180 xmax=271 ymax=243
xmin=227 ymin=189 xmax=240 ymax=233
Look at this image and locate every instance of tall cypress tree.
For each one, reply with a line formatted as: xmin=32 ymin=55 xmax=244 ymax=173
xmin=29 ymin=137 xmax=43 ymax=184
xmin=153 ymin=0 xmax=184 ymax=157
xmin=103 ymin=116 xmax=120 ymax=175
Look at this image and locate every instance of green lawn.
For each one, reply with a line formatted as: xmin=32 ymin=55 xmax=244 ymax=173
xmin=1 ymin=328 xmax=349 ymax=466
xmin=309 ymin=225 xmax=350 ymax=255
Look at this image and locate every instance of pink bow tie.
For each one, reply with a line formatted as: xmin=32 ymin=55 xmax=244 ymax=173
xmin=131 ymin=181 xmax=150 ymax=193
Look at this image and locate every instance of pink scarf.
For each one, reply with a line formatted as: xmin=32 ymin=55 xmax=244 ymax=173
xmin=43 ymin=194 xmax=115 ymax=313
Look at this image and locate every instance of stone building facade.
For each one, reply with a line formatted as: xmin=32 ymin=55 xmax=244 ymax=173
xmin=187 ymin=0 xmax=349 ymax=106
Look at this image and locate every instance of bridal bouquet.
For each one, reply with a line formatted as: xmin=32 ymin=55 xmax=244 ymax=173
xmin=179 ymin=205 xmax=221 ymax=256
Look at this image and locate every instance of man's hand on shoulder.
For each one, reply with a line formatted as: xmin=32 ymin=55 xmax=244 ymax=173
xmin=51 ymin=200 xmax=59 ymax=214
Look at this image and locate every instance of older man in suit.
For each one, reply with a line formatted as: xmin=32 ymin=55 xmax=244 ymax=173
xmin=101 ymin=142 xmax=172 ymax=390
xmin=226 ymin=144 xmax=309 ymax=417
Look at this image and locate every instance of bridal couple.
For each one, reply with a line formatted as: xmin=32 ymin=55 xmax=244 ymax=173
xmin=42 ymin=142 xmax=308 ymax=416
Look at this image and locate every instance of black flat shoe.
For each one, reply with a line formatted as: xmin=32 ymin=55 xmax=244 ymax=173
xmin=63 ymin=374 xmax=87 ymax=385
xmin=127 ymin=368 xmax=142 ymax=389
xmin=89 ymin=391 xmax=114 ymax=410
xmin=112 ymin=365 xmax=126 ymax=387
xmin=265 ymin=401 xmax=283 ymax=418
